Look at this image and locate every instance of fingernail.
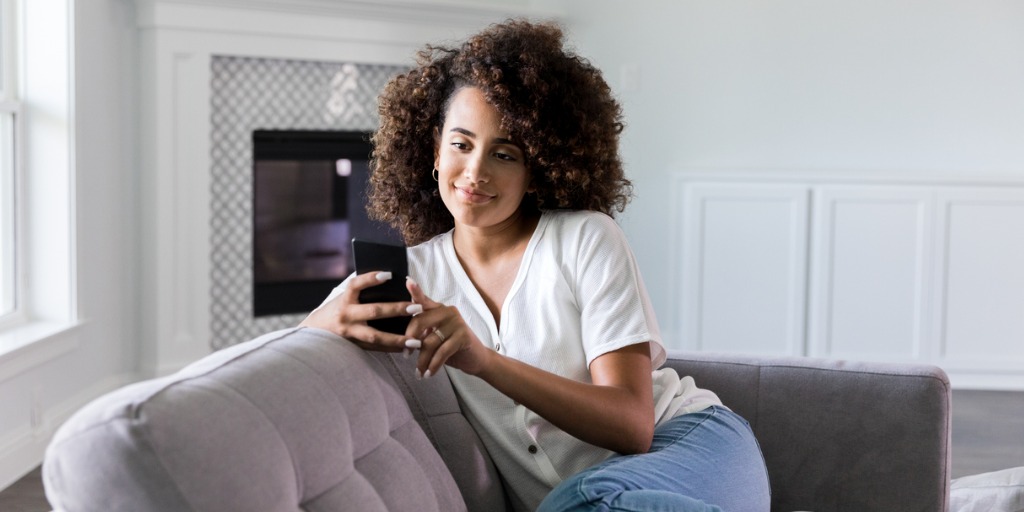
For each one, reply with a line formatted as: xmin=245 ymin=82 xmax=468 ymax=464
xmin=424 ymin=369 xmax=433 ymax=379
xmin=406 ymin=304 xmax=423 ymax=315
xmin=405 ymin=339 xmax=422 ymax=349
xmin=415 ymin=368 xmax=422 ymax=380
xmin=376 ymin=271 xmax=392 ymax=282
xmin=406 ymin=276 xmax=419 ymax=287
xmin=403 ymin=348 xmax=412 ymax=359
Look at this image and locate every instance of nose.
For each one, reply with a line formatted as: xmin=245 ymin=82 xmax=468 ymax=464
xmin=463 ymin=153 xmax=489 ymax=183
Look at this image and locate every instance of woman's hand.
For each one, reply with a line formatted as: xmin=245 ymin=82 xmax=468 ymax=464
xmin=404 ymin=278 xmax=654 ymax=454
xmin=404 ymin=277 xmax=494 ymax=378
xmin=299 ymin=271 xmax=423 ymax=353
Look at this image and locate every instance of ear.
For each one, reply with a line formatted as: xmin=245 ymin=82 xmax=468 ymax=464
xmin=433 ymin=127 xmax=441 ymax=169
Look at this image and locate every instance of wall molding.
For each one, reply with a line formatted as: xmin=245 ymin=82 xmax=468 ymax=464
xmin=947 ymin=370 xmax=1024 ymax=391
xmin=933 ymin=189 xmax=1024 ymax=369
xmin=134 ymin=0 xmax=562 ymax=29
xmin=807 ymin=186 xmax=934 ymax=361
xmin=673 ymin=169 xmax=1024 ymax=187
xmin=673 ymin=169 xmax=1024 ymax=390
xmin=674 ymin=178 xmax=809 ymax=356
xmin=0 ymin=322 xmax=81 ymax=384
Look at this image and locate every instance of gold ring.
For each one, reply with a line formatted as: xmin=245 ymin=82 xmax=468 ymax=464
xmin=433 ymin=327 xmax=447 ymax=343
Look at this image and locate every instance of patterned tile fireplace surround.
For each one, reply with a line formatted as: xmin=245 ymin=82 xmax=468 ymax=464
xmin=208 ymin=56 xmax=405 ymax=349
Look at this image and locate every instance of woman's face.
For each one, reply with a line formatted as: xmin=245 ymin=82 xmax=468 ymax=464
xmin=434 ymin=87 xmax=531 ymax=233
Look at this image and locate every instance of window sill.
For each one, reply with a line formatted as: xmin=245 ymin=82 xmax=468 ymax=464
xmin=0 ymin=320 xmax=82 ymax=382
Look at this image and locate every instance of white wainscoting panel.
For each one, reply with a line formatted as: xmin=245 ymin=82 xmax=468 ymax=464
xmin=677 ymin=182 xmax=809 ymax=356
xmin=935 ymin=187 xmax=1024 ymax=373
xmin=672 ymin=171 xmax=1024 ymax=389
xmin=807 ymin=186 xmax=934 ymax=361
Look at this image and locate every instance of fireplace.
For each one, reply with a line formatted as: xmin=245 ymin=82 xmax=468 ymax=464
xmin=251 ymin=129 xmax=402 ymax=316
xmin=209 ymin=55 xmax=407 ymax=348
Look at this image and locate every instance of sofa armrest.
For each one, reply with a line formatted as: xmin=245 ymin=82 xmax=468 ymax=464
xmin=43 ymin=328 xmax=468 ymax=512
xmin=664 ymin=352 xmax=951 ymax=512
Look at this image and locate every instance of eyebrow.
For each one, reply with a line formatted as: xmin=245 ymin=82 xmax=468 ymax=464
xmin=449 ymin=127 xmax=517 ymax=147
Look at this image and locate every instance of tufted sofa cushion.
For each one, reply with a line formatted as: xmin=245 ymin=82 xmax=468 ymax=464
xmin=364 ymin=349 xmax=509 ymax=512
xmin=43 ymin=327 xmax=468 ymax=512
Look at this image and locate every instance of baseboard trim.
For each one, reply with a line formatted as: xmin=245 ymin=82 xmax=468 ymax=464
xmin=948 ymin=371 xmax=1024 ymax=391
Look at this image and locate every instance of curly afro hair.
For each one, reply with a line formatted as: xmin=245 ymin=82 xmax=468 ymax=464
xmin=368 ymin=19 xmax=632 ymax=245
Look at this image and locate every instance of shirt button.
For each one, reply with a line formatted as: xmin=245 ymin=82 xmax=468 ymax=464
xmin=528 ymin=445 xmax=538 ymax=454
xmin=495 ymin=343 xmax=501 ymax=352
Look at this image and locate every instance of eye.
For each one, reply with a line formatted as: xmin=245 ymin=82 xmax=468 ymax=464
xmin=450 ymin=141 xmax=469 ymax=150
xmin=493 ymin=151 xmax=518 ymax=162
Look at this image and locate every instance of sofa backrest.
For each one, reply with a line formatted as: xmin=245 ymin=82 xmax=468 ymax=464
xmin=43 ymin=327 xmax=501 ymax=512
xmin=366 ymin=349 xmax=509 ymax=512
xmin=665 ymin=351 xmax=952 ymax=512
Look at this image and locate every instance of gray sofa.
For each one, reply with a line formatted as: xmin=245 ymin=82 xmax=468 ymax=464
xmin=43 ymin=327 xmax=952 ymax=511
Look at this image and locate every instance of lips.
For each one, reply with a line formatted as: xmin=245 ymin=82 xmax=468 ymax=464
xmin=455 ymin=186 xmax=495 ymax=204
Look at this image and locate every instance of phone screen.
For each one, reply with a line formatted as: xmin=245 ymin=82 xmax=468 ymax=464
xmin=351 ymin=239 xmax=412 ymax=334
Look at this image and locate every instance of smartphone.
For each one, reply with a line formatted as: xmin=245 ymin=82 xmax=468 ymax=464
xmin=351 ymin=239 xmax=412 ymax=335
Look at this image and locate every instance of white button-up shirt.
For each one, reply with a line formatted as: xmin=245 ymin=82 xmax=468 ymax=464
xmin=320 ymin=210 xmax=721 ymax=511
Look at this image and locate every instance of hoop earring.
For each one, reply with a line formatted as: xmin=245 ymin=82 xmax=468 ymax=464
xmin=432 ymin=168 xmax=439 ymax=181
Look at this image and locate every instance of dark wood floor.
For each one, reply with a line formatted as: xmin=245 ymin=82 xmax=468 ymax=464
xmin=0 ymin=466 xmax=46 ymax=512
xmin=949 ymin=389 xmax=1024 ymax=478
xmin=1 ymin=390 xmax=1021 ymax=511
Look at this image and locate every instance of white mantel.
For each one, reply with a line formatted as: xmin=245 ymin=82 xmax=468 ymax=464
xmin=134 ymin=0 xmax=564 ymax=375
xmin=134 ymin=0 xmax=556 ymax=27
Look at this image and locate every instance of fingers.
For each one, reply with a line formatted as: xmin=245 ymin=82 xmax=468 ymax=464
xmin=357 ymin=277 xmax=478 ymax=379
xmin=407 ymin=276 xmax=442 ymax=309
xmin=341 ymin=323 xmax=419 ymax=354
xmin=407 ymin=306 xmax=468 ymax=379
xmin=341 ymin=271 xmax=421 ymax=325
xmin=342 ymin=271 xmax=396 ymax=300
xmin=344 ymin=301 xmax=422 ymax=324
xmin=340 ymin=301 xmax=423 ymax=353
xmin=415 ymin=325 xmax=466 ymax=379
xmin=302 ymin=271 xmax=424 ymax=352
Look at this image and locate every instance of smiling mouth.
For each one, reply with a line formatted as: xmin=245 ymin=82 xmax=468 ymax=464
xmin=455 ymin=186 xmax=495 ymax=203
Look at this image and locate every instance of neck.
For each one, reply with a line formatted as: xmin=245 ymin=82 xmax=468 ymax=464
xmin=453 ymin=209 xmax=540 ymax=263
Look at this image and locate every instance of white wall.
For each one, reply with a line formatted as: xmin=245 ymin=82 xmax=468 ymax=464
xmin=0 ymin=0 xmax=139 ymax=489
xmin=537 ymin=0 xmax=1024 ymax=344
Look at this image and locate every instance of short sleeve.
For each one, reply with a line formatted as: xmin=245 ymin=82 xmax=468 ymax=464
xmin=312 ymin=272 xmax=356 ymax=311
xmin=573 ymin=214 xmax=665 ymax=368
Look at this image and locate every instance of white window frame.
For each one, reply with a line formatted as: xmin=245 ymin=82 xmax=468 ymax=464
xmin=0 ymin=0 xmax=78 ymax=371
xmin=0 ymin=0 xmax=22 ymax=327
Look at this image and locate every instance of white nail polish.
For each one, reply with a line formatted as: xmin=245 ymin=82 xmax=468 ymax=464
xmin=403 ymin=348 xmax=411 ymax=359
xmin=424 ymin=369 xmax=433 ymax=379
xmin=414 ymin=368 xmax=422 ymax=380
xmin=405 ymin=339 xmax=422 ymax=349
xmin=376 ymin=271 xmax=392 ymax=282
xmin=406 ymin=304 xmax=423 ymax=315
xmin=406 ymin=276 xmax=419 ymax=287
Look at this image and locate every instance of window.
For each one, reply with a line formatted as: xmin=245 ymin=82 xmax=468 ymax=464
xmin=0 ymin=0 xmax=75 ymax=361
xmin=0 ymin=0 xmax=19 ymax=323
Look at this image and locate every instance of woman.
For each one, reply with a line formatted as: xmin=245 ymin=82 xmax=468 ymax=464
xmin=302 ymin=20 xmax=770 ymax=512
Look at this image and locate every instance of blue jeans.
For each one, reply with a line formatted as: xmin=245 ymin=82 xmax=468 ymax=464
xmin=537 ymin=406 xmax=770 ymax=512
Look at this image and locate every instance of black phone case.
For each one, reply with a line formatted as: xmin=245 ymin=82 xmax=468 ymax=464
xmin=351 ymin=239 xmax=412 ymax=335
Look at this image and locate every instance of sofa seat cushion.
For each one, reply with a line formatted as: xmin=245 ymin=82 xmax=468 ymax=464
xmin=43 ymin=327 xmax=466 ymax=512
